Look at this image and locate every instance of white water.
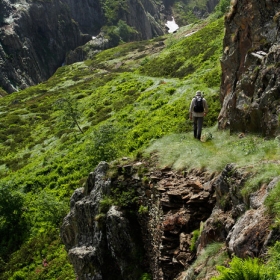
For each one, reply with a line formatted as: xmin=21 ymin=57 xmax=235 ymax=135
xmin=165 ymin=17 xmax=179 ymax=33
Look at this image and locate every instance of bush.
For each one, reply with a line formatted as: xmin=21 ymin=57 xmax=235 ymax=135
xmin=212 ymin=256 xmax=277 ymax=280
xmin=140 ymin=273 xmax=152 ymax=280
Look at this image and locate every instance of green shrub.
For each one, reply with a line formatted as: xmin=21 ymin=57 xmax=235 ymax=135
xmin=265 ymin=241 xmax=280 ymax=277
xmin=140 ymin=273 xmax=152 ymax=280
xmin=99 ymin=197 xmax=114 ymax=213
xmin=2 ymin=229 xmax=75 ymax=280
xmin=212 ymin=256 xmax=277 ymax=280
xmin=0 ymin=185 xmax=26 ymax=260
xmin=138 ymin=205 xmax=148 ymax=215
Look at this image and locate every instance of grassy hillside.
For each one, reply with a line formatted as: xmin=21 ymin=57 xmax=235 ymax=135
xmin=1 ymin=13 xmax=279 ymax=279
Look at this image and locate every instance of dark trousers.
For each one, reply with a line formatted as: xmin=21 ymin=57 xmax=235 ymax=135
xmin=193 ymin=116 xmax=204 ymax=140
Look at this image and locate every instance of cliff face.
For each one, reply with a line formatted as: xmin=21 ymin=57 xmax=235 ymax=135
xmin=116 ymin=0 xmax=165 ymax=40
xmin=219 ymin=0 xmax=280 ymax=137
xmin=61 ymin=161 xmax=280 ymax=280
xmin=60 ymin=162 xmax=148 ymax=280
xmin=60 ymin=0 xmax=104 ymax=35
xmin=0 ymin=0 xmax=90 ymax=93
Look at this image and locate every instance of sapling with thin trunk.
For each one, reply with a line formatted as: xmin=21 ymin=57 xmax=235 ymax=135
xmin=55 ymin=96 xmax=83 ymax=134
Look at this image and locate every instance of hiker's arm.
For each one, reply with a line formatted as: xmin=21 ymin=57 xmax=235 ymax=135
xmin=189 ymin=99 xmax=194 ymax=119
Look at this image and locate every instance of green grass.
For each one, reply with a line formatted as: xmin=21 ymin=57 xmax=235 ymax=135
xmin=0 ymin=13 xmax=279 ymax=280
xmin=264 ymin=180 xmax=280 ymax=227
xmin=185 ymin=242 xmax=228 ymax=279
xmin=145 ymin=126 xmax=280 ymax=173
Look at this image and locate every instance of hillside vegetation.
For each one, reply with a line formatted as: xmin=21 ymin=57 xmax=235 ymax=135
xmin=1 ymin=11 xmax=280 ymax=279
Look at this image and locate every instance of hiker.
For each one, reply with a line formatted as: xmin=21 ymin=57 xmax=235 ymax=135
xmin=189 ymin=91 xmax=208 ymax=140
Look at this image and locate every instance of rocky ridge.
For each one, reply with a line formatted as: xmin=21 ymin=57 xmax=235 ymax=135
xmin=61 ymin=160 xmax=280 ymax=279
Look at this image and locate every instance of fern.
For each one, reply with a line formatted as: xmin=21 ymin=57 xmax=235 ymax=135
xmin=212 ymin=256 xmax=276 ymax=280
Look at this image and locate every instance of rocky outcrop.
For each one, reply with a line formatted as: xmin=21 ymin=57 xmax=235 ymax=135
xmin=121 ymin=0 xmax=165 ymax=40
xmin=219 ymin=0 xmax=280 ymax=137
xmin=61 ymin=161 xmax=217 ymax=280
xmin=198 ymin=164 xmax=277 ymax=258
xmin=61 ymin=161 xmax=147 ymax=280
xmin=61 ymin=160 xmax=280 ymax=280
xmin=61 ymin=0 xmax=104 ymax=35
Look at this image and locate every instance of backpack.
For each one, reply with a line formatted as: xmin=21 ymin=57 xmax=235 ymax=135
xmin=193 ymin=96 xmax=204 ymax=112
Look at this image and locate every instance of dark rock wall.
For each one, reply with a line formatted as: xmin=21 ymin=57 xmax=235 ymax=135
xmin=219 ymin=0 xmax=280 ymax=137
xmin=0 ymin=0 xmax=90 ymax=93
xmin=139 ymin=167 xmax=216 ymax=280
xmin=120 ymin=0 xmax=165 ymax=40
xmin=61 ymin=162 xmax=148 ymax=280
xmin=0 ymin=0 xmax=220 ymax=94
xmin=61 ymin=0 xmax=104 ymax=35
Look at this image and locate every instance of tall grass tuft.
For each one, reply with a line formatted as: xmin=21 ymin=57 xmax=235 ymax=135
xmin=185 ymin=242 xmax=228 ymax=280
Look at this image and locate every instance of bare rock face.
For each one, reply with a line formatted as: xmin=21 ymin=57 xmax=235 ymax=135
xmin=0 ymin=0 xmax=91 ymax=93
xmin=61 ymin=161 xmax=217 ymax=280
xmin=219 ymin=0 xmax=280 ymax=137
xmin=61 ymin=0 xmax=104 ymax=35
xmin=227 ymin=206 xmax=271 ymax=258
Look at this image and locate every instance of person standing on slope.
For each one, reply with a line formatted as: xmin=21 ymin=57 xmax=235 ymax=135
xmin=189 ymin=91 xmax=208 ymax=141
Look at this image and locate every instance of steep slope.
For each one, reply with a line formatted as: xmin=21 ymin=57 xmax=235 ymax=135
xmin=0 ymin=0 xmax=220 ymax=94
xmin=219 ymin=0 xmax=280 ymax=137
xmin=0 ymin=0 xmax=166 ymax=94
xmin=61 ymin=155 xmax=280 ymax=280
xmin=0 ymin=0 xmax=90 ymax=93
xmin=0 ymin=17 xmax=224 ymax=279
xmin=1 ymin=5 xmax=280 ymax=278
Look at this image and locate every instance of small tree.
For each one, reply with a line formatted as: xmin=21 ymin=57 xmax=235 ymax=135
xmin=55 ymin=96 xmax=83 ymax=134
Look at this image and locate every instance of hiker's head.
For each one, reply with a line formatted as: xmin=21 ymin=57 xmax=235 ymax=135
xmin=196 ymin=91 xmax=202 ymax=96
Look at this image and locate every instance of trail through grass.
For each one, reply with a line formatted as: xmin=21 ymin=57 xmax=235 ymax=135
xmin=145 ymin=126 xmax=280 ymax=173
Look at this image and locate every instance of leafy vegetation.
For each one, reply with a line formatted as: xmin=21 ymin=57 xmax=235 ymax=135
xmin=0 ymin=5 xmax=279 ymax=279
xmin=212 ymin=256 xmax=278 ymax=280
xmin=264 ymin=180 xmax=280 ymax=227
xmin=0 ymin=15 xmax=224 ymax=278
